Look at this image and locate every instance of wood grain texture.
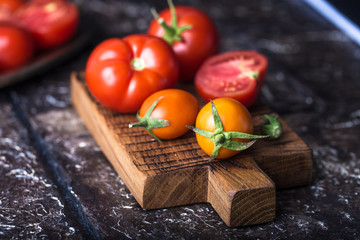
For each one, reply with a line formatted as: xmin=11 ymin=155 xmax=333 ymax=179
xmin=71 ymin=72 xmax=312 ymax=227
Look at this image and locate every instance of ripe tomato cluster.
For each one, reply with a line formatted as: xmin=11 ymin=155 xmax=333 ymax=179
xmin=85 ymin=1 xmax=280 ymax=160
xmin=0 ymin=0 xmax=79 ymax=73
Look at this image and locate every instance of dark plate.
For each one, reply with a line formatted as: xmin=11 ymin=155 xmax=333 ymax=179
xmin=0 ymin=27 xmax=91 ymax=88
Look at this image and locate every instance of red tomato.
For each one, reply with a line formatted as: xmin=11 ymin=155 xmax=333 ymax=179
xmin=85 ymin=34 xmax=179 ymax=113
xmin=148 ymin=3 xmax=219 ymax=82
xmin=0 ymin=0 xmax=25 ymax=22
xmin=195 ymin=51 xmax=268 ymax=107
xmin=130 ymin=89 xmax=199 ymax=141
xmin=0 ymin=23 xmax=35 ymax=72
xmin=0 ymin=0 xmax=24 ymax=12
xmin=15 ymin=0 xmax=79 ymax=49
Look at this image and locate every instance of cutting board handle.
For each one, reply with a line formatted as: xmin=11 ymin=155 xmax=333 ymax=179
xmin=208 ymin=158 xmax=275 ymax=227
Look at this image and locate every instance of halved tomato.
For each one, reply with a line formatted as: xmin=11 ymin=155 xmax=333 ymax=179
xmin=195 ymin=51 xmax=268 ymax=107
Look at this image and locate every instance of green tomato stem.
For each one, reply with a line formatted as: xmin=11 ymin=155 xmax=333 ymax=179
xmin=186 ymin=125 xmax=212 ymax=138
xmin=150 ymin=0 xmax=192 ymax=45
xmin=211 ymin=100 xmax=224 ymax=132
xmin=209 ymin=146 xmax=221 ymax=161
xmin=248 ymin=71 xmax=259 ymax=80
xmin=187 ymin=100 xmax=268 ymax=161
xmin=261 ymin=114 xmax=282 ymax=140
xmin=129 ymin=98 xmax=169 ymax=143
xmin=168 ymin=0 xmax=177 ymax=27
xmin=228 ymin=131 xmax=268 ymax=139
xmin=130 ymin=58 xmax=146 ymax=71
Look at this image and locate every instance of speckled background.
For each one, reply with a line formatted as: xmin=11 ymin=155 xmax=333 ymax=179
xmin=1 ymin=0 xmax=360 ymax=239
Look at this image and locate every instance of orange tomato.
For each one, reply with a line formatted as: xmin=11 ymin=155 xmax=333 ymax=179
xmin=194 ymin=98 xmax=253 ymax=159
xmin=130 ymin=89 xmax=199 ymax=141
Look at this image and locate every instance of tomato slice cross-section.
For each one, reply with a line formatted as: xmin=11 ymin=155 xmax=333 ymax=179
xmin=195 ymin=51 xmax=268 ymax=107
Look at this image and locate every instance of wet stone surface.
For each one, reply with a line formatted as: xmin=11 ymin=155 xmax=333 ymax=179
xmin=1 ymin=0 xmax=360 ymax=239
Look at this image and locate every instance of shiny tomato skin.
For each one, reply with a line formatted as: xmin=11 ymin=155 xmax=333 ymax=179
xmin=195 ymin=98 xmax=253 ymax=159
xmin=148 ymin=6 xmax=219 ymax=82
xmin=0 ymin=0 xmax=25 ymax=22
xmin=0 ymin=24 xmax=35 ymax=72
xmin=139 ymin=89 xmax=199 ymax=140
xmin=16 ymin=0 xmax=79 ymax=49
xmin=85 ymin=34 xmax=179 ymax=113
xmin=0 ymin=0 xmax=24 ymax=12
xmin=195 ymin=51 xmax=268 ymax=107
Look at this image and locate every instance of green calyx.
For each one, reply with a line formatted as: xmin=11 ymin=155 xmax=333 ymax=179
xmin=129 ymin=98 xmax=169 ymax=143
xmin=130 ymin=58 xmax=146 ymax=71
xmin=261 ymin=114 xmax=282 ymax=140
xmin=247 ymin=71 xmax=259 ymax=80
xmin=186 ymin=100 xmax=268 ymax=161
xmin=150 ymin=0 xmax=192 ymax=45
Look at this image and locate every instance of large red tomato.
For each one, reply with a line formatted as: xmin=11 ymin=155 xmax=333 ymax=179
xmin=195 ymin=51 xmax=268 ymax=107
xmin=148 ymin=2 xmax=219 ymax=81
xmin=0 ymin=23 xmax=35 ymax=72
xmin=15 ymin=0 xmax=79 ymax=50
xmin=85 ymin=34 xmax=179 ymax=113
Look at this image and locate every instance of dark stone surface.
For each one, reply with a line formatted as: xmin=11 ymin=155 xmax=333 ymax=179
xmin=0 ymin=97 xmax=83 ymax=239
xmin=1 ymin=0 xmax=360 ymax=239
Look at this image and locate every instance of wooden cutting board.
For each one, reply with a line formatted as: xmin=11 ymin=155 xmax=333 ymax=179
xmin=71 ymin=72 xmax=312 ymax=227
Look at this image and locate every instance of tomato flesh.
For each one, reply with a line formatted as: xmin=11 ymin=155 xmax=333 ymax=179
xmin=199 ymin=60 xmax=257 ymax=99
xmin=195 ymin=51 xmax=268 ymax=107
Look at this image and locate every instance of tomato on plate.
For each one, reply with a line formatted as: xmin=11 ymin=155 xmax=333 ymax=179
xmin=148 ymin=0 xmax=219 ymax=82
xmin=129 ymin=89 xmax=199 ymax=141
xmin=195 ymin=51 xmax=268 ymax=107
xmin=15 ymin=0 xmax=79 ymax=49
xmin=0 ymin=0 xmax=25 ymax=22
xmin=0 ymin=23 xmax=35 ymax=72
xmin=86 ymin=34 xmax=179 ymax=113
xmin=0 ymin=0 xmax=24 ymax=12
xmin=187 ymin=98 xmax=266 ymax=160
